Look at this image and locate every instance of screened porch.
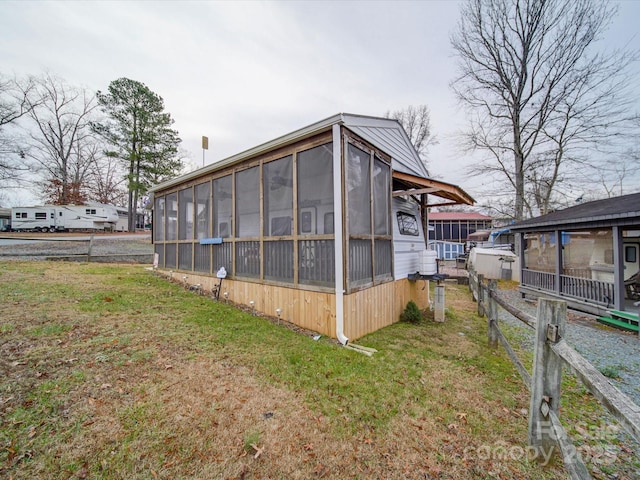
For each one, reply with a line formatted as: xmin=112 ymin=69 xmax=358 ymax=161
xmin=152 ymin=129 xmax=394 ymax=294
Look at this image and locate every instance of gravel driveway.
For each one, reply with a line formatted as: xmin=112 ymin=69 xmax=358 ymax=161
xmin=496 ymin=288 xmax=640 ymax=405
xmin=494 ymin=288 xmax=640 ymax=471
xmin=0 ymin=234 xmax=153 ymax=261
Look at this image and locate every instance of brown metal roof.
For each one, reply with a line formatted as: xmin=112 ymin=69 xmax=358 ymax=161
xmin=392 ymin=171 xmax=475 ymax=207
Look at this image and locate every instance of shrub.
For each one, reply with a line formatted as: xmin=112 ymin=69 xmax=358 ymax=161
xmin=599 ymin=365 xmax=621 ymax=379
xmin=400 ymin=300 xmax=423 ymax=324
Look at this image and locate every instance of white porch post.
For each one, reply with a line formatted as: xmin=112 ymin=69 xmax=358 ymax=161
xmin=332 ymin=124 xmax=348 ymax=345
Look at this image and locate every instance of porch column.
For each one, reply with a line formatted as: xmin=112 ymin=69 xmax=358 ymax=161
xmin=555 ymin=229 xmax=562 ymax=295
xmin=612 ymin=226 xmax=624 ymax=311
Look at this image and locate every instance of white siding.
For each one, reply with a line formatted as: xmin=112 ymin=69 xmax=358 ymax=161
xmin=392 ymin=197 xmax=427 ymax=279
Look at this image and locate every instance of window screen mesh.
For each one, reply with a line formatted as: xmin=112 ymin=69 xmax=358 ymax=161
xmin=195 ymin=182 xmax=210 ymax=239
xmin=236 ymin=167 xmax=260 ymax=237
xmin=373 ymin=158 xmax=390 ymax=235
xmin=375 ymin=240 xmax=392 ymax=278
xmin=213 ymin=243 xmax=232 ymax=273
xmin=236 ymin=241 xmax=260 ymax=277
xmin=165 ymin=243 xmax=177 ymax=269
xmin=297 ymin=143 xmax=334 ymax=235
xmin=178 ymin=243 xmax=192 ymax=270
xmin=166 ymin=193 xmax=177 ymax=241
xmin=194 ymin=243 xmax=210 ymax=273
xmin=347 ymin=144 xmax=371 ymax=235
xmin=264 ymin=241 xmax=293 ymax=282
xmin=349 ymin=239 xmax=372 ymax=286
xmin=154 ymin=197 xmax=165 ymax=241
xmin=298 ymin=240 xmax=335 ymax=287
xmin=213 ymin=175 xmax=232 ymax=238
xmin=178 ymin=188 xmax=193 ymax=240
xmin=264 ymin=156 xmax=293 ymax=236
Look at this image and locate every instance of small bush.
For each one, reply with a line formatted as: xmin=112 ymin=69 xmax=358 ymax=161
xmin=400 ymin=300 xmax=423 ymax=324
xmin=599 ymin=365 xmax=621 ymax=379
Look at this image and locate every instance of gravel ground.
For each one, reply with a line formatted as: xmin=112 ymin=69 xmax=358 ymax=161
xmin=496 ymin=288 xmax=640 ymax=406
xmin=496 ymin=287 xmax=640 ymax=472
xmin=0 ymin=236 xmax=153 ymax=261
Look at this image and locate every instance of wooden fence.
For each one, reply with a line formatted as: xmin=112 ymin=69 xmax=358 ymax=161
xmin=468 ymin=268 xmax=640 ymax=479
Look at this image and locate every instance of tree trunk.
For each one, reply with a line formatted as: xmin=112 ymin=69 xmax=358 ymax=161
xmin=128 ymin=155 xmax=135 ymax=232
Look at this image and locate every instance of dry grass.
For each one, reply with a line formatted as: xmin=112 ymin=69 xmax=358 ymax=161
xmin=0 ymin=262 xmax=628 ymax=479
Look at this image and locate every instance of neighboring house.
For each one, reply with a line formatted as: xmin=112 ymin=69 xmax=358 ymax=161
xmin=428 ymin=212 xmax=493 ymax=243
xmin=149 ymin=113 xmax=474 ymax=342
xmin=428 ymin=211 xmax=493 ymax=260
xmin=510 ymin=192 xmax=640 ymax=316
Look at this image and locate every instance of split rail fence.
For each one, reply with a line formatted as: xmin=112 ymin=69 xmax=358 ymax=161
xmin=468 ymin=268 xmax=640 ymax=479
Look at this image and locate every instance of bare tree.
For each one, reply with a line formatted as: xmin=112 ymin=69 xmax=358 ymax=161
xmin=451 ymin=0 xmax=638 ymax=220
xmin=85 ymin=146 xmax=128 ymax=206
xmin=0 ymin=74 xmax=36 ymax=188
xmin=22 ymin=74 xmax=99 ymax=204
xmin=385 ymin=105 xmax=437 ymax=172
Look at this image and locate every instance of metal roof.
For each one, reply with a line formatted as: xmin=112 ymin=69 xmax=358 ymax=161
xmin=392 ymin=171 xmax=475 ymax=207
xmin=150 ymin=113 xmax=429 ymax=193
xmin=510 ymin=192 xmax=640 ymax=232
xmin=340 ymin=114 xmax=429 ymax=177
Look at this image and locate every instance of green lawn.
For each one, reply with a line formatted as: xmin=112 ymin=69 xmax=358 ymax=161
xmin=0 ymin=261 xmax=635 ymax=479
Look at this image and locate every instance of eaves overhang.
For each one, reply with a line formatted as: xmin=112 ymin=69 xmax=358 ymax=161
xmin=391 ymin=171 xmax=475 ymax=207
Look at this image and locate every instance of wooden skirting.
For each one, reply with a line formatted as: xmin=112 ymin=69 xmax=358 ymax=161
xmin=159 ymin=271 xmax=430 ymax=340
xmin=344 ymin=279 xmax=430 ymax=339
xmin=163 ymin=271 xmax=336 ymax=337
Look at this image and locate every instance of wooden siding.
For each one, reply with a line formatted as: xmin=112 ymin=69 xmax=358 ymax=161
xmin=344 ymin=278 xmax=430 ymax=340
xmin=159 ymin=270 xmax=429 ymax=341
xmin=166 ymin=271 xmax=336 ymax=338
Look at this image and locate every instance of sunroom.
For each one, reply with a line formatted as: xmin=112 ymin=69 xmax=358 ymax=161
xmin=150 ymin=113 xmax=473 ymax=342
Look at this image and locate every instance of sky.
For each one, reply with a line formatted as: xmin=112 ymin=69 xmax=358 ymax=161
xmin=1 ymin=0 xmax=639 ymax=207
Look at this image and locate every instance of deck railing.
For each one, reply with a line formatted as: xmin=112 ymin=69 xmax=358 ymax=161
xmin=522 ymin=268 xmax=614 ymax=306
xmin=560 ymin=275 xmax=614 ymax=305
xmin=522 ymin=268 xmax=556 ymax=291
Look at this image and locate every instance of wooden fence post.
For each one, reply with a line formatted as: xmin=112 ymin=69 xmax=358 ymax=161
xmin=528 ymin=298 xmax=565 ymax=463
xmin=487 ymin=279 xmax=498 ymax=348
xmin=477 ymin=274 xmax=485 ymax=316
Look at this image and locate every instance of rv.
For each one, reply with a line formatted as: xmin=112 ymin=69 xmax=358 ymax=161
xmin=10 ymin=205 xmax=119 ymax=232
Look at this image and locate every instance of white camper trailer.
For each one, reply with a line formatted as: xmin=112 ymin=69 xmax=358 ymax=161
xmin=10 ymin=206 xmax=59 ymax=232
xmin=392 ymin=196 xmax=432 ymax=279
xmin=11 ymin=205 xmax=119 ymax=232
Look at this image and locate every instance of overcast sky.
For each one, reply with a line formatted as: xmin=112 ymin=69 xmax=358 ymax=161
xmin=1 ymin=0 xmax=639 ymax=206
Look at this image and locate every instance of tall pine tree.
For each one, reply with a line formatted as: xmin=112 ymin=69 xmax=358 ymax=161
xmin=94 ymin=78 xmax=182 ymax=231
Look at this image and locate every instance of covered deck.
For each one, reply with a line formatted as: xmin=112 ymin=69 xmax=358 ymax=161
xmin=511 ymin=193 xmax=640 ymax=317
